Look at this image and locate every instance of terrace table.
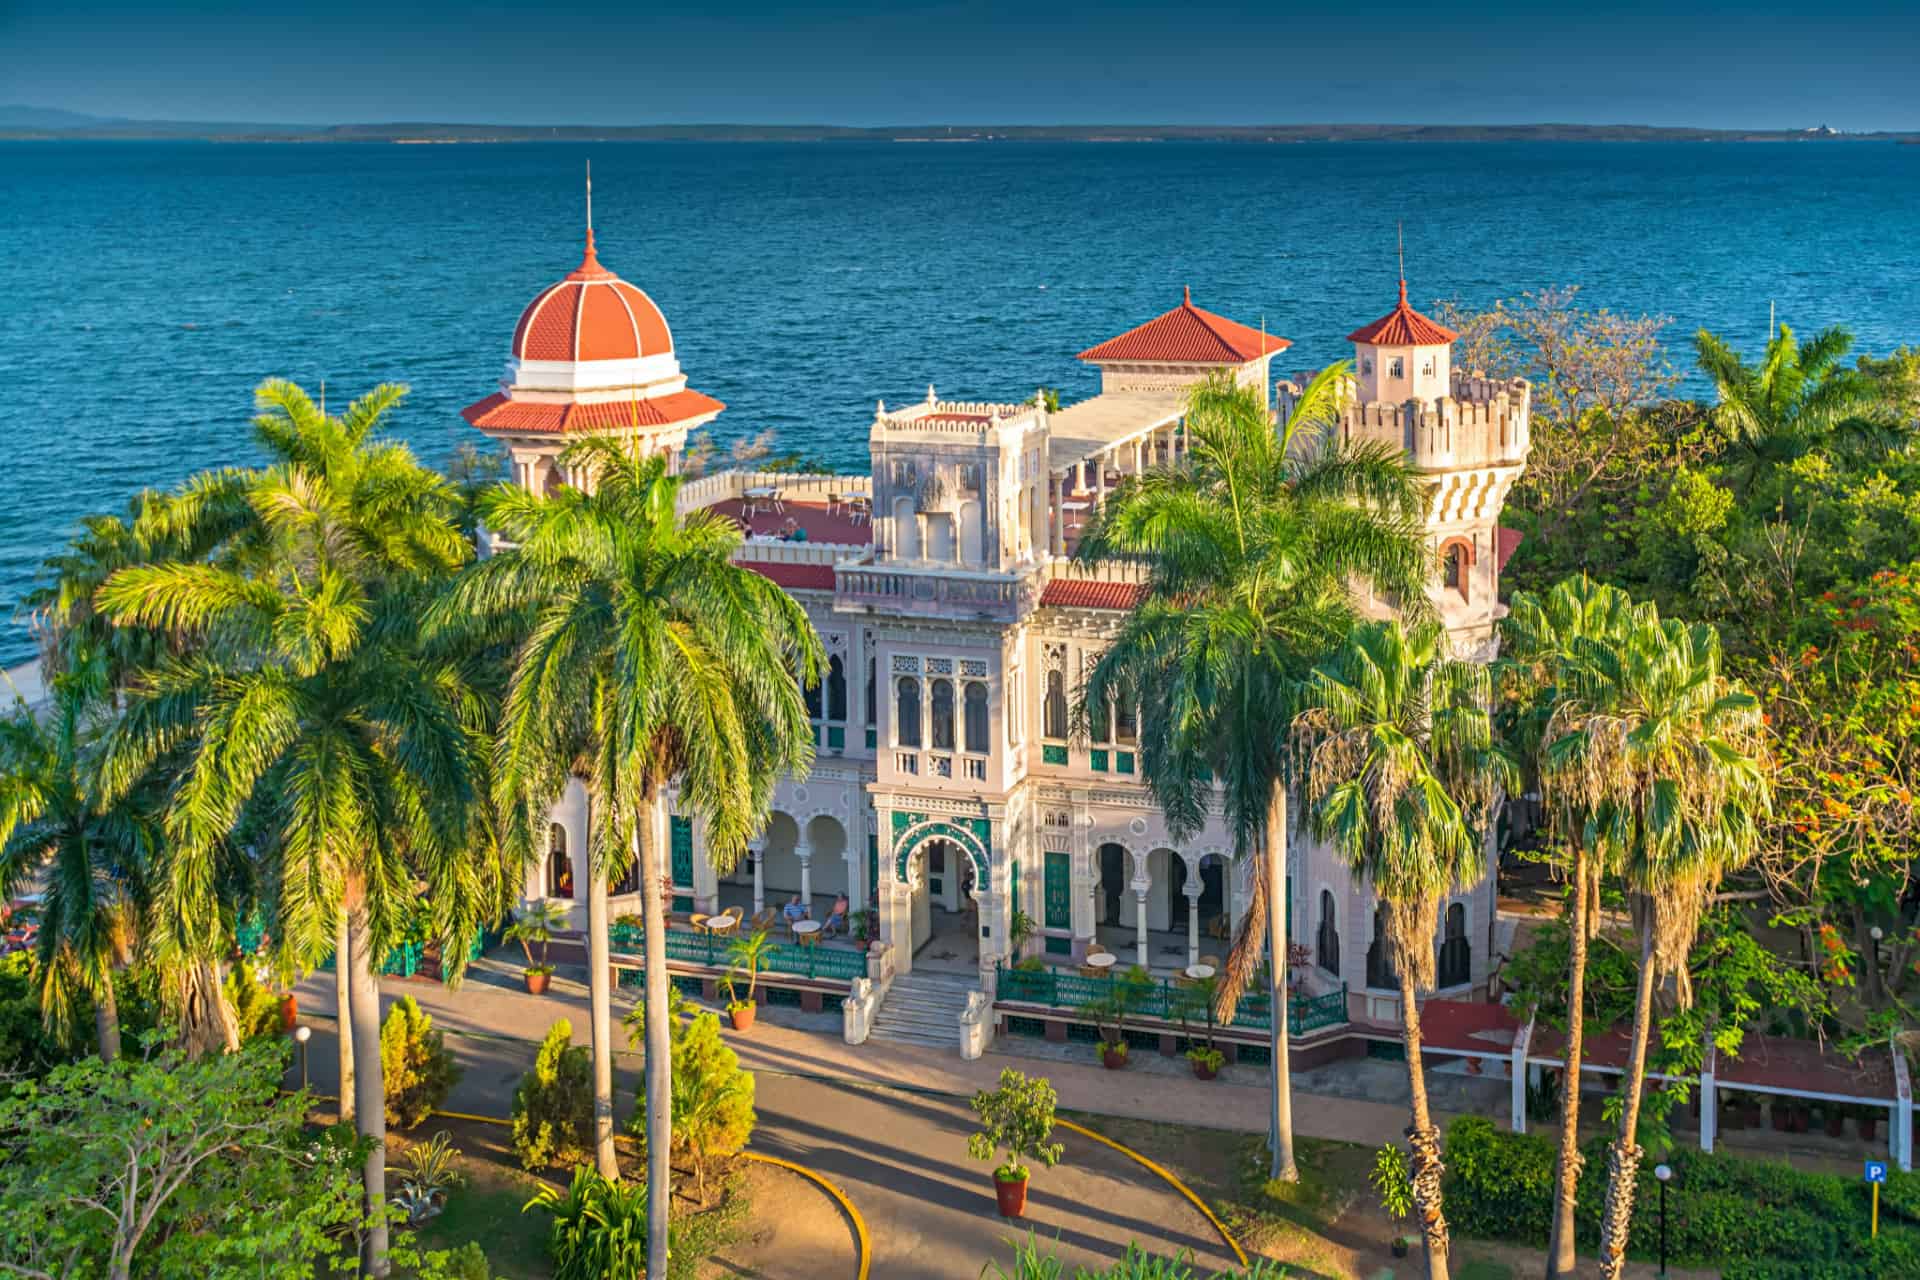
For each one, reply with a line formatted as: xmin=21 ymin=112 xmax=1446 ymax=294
xmin=1185 ymin=963 xmax=1216 ymax=981
xmin=744 ymin=485 xmax=785 ymax=516
xmin=792 ymin=919 xmax=822 ymax=946
xmin=1085 ymin=952 xmax=1117 ymax=971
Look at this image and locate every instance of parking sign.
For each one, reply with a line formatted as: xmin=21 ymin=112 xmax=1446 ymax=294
xmin=1866 ymin=1160 xmax=1888 ymax=1184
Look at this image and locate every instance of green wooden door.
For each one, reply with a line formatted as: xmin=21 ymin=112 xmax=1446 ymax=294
xmin=1043 ymin=851 xmax=1071 ymax=930
xmin=670 ymin=817 xmax=694 ymax=911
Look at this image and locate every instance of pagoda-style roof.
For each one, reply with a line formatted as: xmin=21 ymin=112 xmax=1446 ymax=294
xmin=461 ymin=388 xmax=724 ymax=435
xmin=1078 ymin=288 xmax=1291 ymax=364
xmin=1345 ymin=280 xmax=1459 ymax=346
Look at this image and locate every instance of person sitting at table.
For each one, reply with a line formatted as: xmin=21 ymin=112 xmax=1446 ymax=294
xmin=780 ymin=516 xmax=801 ymax=541
xmin=822 ymin=893 xmax=849 ymax=938
xmin=781 ymin=894 xmax=809 ymax=934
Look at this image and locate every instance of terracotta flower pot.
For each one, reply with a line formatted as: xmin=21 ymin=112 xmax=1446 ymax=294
xmin=730 ymin=1004 xmax=757 ymax=1032
xmin=1100 ymin=1044 xmax=1128 ymax=1070
xmin=1391 ymin=1237 xmax=1410 ymax=1258
xmin=1191 ymin=1060 xmax=1218 ymax=1081
xmin=994 ymin=1172 xmax=1029 ymax=1218
xmin=524 ymin=969 xmax=551 ymax=995
xmin=278 ymin=994 xmax=298 ymax=1031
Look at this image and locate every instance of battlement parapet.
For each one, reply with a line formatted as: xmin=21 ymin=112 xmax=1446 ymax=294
xmin=1276 ymin=372 xmax=1530 ymax=472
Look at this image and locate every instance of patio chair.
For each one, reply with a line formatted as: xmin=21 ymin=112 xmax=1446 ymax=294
xmin=1201 ymin=954 xmax=1220 ymax=971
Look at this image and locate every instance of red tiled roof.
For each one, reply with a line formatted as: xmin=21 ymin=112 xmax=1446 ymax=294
xmin=510 ymin=231 xmax=675 ymax=363
xmin=1346 ymin=280 xmax=1459 ymax=346
xmin=1496 ymin=527 xmax=1523 ymax=573
xmin=742 ymin=561 xmax=837 ymax=591
xmin=1039 ymin=579 xmax=1144 ymax=611
xmin=1078 ymin=288 xmax=1291 ymax=365
xmin=461 ymin=388 xmax=725 ymax=434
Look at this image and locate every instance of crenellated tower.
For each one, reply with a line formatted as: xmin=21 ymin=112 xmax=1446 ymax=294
xmin=1279 ymin=278 xmax=1531 ymax=658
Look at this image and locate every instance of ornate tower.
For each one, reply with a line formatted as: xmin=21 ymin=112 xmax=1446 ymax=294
xmin=1281 ymin=277 xmax=1531 ymax=658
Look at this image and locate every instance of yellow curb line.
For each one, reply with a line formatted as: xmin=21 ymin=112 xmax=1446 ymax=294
xmin=741 ymin=1152 xmax=871 ymax=1280
xmin=1057 ymin=1118 xmax=1249 ymax=1270
xmin=411 ymin=1109 xmax=870 ymax=1280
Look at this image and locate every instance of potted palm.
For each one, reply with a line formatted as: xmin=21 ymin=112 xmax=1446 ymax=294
xmin=505 ymin=899 xmax=565 ymax=995
xmin=1176 ymin=972 xmax=1224 ymax=1080
xmin=1371 ymin=1142 xmax=1415 ymax=1259
xmin=967 ymin=1067 xmax=1064 ymax=1219
xmin=724 ymin=926 xmax=773 ymax=1031
xmin=1079 ymin=965 xmax=1148 ymax=1069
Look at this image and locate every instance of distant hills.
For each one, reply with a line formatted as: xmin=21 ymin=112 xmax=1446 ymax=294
xmin=3 ymin=106 xmax=1913 ymax=144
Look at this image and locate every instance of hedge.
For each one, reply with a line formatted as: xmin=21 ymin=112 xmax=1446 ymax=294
xmin=1442 ymin=1115 xmax=1920 ymax=1277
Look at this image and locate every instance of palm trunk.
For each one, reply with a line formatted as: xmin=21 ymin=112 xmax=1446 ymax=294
xmin=1545 ymin=849 xmax=1590 ymax=1279
xmin=336 ymin=912 xmax=356 ymax=1125
xmin=95 ymin=978 xmax=121 ymax=1064
xmin=1265 ymin=779 xmax=1298 ymax=1183
xmin=1398 ymin=963 xmax=1450 ymax=1280
xmin=587 ymin=859 xmax=618 ymax=1180
xmin=346 ymin=898 xmax=390 ymax=1277
xmin=638 ymin=794 xmax=673 ymax=1280
xmin=206 ymin=957 xmax=241 ymax=1055
xmin=1596 ymin=923 xmax=1658 ymax=1280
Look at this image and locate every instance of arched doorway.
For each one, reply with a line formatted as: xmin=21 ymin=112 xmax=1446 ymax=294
xmin=887 ymin=813 xmax=993 ymax=976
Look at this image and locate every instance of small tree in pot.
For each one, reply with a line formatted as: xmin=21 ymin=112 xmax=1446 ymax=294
xmin=1177 ymin=973 xmax=1224 ymax=1080
xmin=1079 ymin=965 xmax=1150 ymax=1069
xmin=506 ymin=900 xmax=566 ymax=995
xmin=723 ymin=927 xmax=773 ymax=1031
xmin=967 ymin=1068 xmax=1064 ymax=1218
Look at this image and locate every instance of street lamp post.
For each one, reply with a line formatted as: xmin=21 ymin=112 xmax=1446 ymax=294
xmin=292 ymin=1024 xmax=312 ymax=1093
xmin=1655 ymin=1163 xmax=1673 ymax=1279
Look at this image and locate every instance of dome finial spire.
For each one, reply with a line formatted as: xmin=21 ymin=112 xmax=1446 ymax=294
xmin=577 ymin=159 xmax=602 ymax=273
xmin=1183 ymin=283 xmax=1191 ymax=306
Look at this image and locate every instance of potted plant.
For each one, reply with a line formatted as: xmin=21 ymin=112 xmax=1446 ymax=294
xmin=1186 ymin=1046 xmax=1224 ymax=1080
xmin=1371 ymin=1141 xmax=1415 ymax=1259
xmin=392 ymin=1129 xmax=465 ymax=1226
xmin=1079 ymin=966 xmax=1149 ymax=1071
xmin=849 ymin=909 xmax=873 ymax=946
xmin=723 ymin=927 xmax=773 ymax=1031
xmin=505 ymin=899 xmax=565 ymax=995
xmin=1175 ymin=972 xmax=1224 ymax=1080
xmin=966 ymin=1067 xmax=1064 ymax=1219
xmin=1007 ymin=909 xmax=1037 ymax=961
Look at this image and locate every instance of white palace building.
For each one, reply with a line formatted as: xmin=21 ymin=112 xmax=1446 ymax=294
xmin=463 ymin=223 xmax=1531 ymax=1049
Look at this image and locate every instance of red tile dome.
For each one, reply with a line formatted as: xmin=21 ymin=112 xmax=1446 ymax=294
xmin=510 ymin=231 xmax=674 ymax=363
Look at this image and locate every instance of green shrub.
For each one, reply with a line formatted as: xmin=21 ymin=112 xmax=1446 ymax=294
xmin=644 ymin=1007 xmax=754 ymax=1198
xmin=222 ymin=963 xmax=284 ymax=1042
xmin=380 ymin=996 xmax=461 ymax=1129
xmin=511 ymin=1020 xmax=594 ymax=1171
xmin=524 ymin=1167 xmax=648 ymax=1280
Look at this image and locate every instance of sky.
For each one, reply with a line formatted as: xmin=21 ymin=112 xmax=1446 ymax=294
xmin=3 ymin=1 xmax=1917 ymax=132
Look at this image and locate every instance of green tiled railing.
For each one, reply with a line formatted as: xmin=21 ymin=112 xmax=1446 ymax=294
xmin=994 ymin=963 xmax=1348 ymax=1035
xmin=610 ymin=924 xmax=866 ymax=984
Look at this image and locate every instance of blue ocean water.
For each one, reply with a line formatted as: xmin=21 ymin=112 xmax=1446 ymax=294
xmin=2 ymin=139 xmax=1918 ymax=663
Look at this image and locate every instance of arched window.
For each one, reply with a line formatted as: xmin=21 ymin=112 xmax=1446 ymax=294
xmin=1115 ymin=678 xmax=1137 ymax=745
xmin=930 ymin=678 xmax=955 ymax=751
xmin=1089 ymin=687 xmax=1110 ymax=744
xmin=1441 ymin=539 xmax=1472 ymax=601
xmin=1366 ymin=905 xmax=1397 ymax=990
xmin=1388 ymin=356 xmax=1405 ymax=378
xmin=826 ymin=655 xmax=847 ymax=722
xmin=1316 ymin=889 xmax=1340 ymax=976
xmin=964 ymin=682 xmax=989 ymax=754
xmin=1439 ymin=901 xmax=1472 ymax=988
xmin=895 ymin=677 xmax=921 ymax=747
xmin=803 ymin=665 xmax=822 ymax=720
xmin=547 ymin=823 xmax=574 ymax=900
xmin=1043 ymin=669 xmax=1068 ymax=740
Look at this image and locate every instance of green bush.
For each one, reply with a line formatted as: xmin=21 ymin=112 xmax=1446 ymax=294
xmin=1442 ymin=1115 xmax=1920 ymax=1273
xmin=380 ymin=996 xmax=461 ymax=1129
xmin=524 ymin=1167 xmax=648 ymax=1280
xmin=511 ymin=1020 xmax=594 ymax=1171
xmin=222 ymin=963 xmax=284 ymax=1042
xmin=631 ymin=1006 xmax=754 ymax=1199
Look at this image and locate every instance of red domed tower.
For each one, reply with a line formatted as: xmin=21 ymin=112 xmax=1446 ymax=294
xmin=462 ymin=176 xmax=723 ymax=492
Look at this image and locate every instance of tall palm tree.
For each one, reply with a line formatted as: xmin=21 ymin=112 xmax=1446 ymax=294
xmin=1495 ymin=575 xmax=1647 ymax=1279
xmin=0 ymin=659 xmax=157 ymax=1062
xmin=95 ymin=380 xmax=482 ymax=1277
xmin=1694 ymin=323 xmax=1901 ymax=480
xmin=1546 ymin=613 xmax=1767 ymax=1280
xmin=435 ymin=437 xmax=820 ymax=1275
xmin=1296 ymin=618 xmax=1515 ymax=1280
xmin=1078 ymin=368 xmax=1430 ymax=1181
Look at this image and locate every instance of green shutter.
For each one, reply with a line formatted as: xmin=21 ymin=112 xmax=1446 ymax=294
xmin=1043 ymin=851 xmax=1070 ymax=929
xmin=867 ymin=833 xmax=879 ymax=898
xmin=670 ymin=816 xmax=694 ymax=886
xmin=1090 ymin=749 xmax=1109 ymax=772
xmin=1042 ymin=744 xmax=1068 ymax=766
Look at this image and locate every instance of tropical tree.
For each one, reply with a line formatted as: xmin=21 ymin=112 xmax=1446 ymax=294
xmin=1550 ymin=613 xmax=1769 ymax=1280
xmin=1694 ymin=322 xmax=1902 ymax=480
xmin=1076 ymin=367 xmax=1430 ymax=1181
xmin=0 ymin=660 xmax=156 ymax=1062
xmin=95 ymin=380 xmax=486 ymax=1276
xmin=1295 ymin=618 xmax=1514 ymax=1279
xmin=1494 ymin=575 xmax=1647 ymax=1279
xmin=434 ymin=436 xmax=820 ymax=1274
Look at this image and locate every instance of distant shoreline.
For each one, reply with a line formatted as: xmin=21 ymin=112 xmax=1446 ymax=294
xmin=3 ymin=118 xmax=1916 ymax=145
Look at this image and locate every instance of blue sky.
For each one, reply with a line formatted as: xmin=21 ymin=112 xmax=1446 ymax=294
xmin=3 ymin=1 xmax=1916 ymax=131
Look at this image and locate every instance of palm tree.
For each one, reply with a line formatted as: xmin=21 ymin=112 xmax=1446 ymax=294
xmin=95 ymin=380 xmax=482 ymax=1277
xmin=1296 ymin=618 xmax=1515 ymax=1280
xmin=1694 ymin=323 xmax=1901 ymax=480
xmin=1077 ymin=368 xmax=1430 ymax=1181
xmin=435 ymin=436 xmax=819 ymax=1275
xmin=0 ymin=660 xmax=157 ymax=1062
xmin=1574 ymin=614 xmax=1766 ymax=1280
xmin=1495 ymin=575 xmax=1647 ymax=1279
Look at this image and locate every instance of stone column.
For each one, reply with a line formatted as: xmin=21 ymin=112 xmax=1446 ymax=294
xmin=1133 ymin=883 xmax=1150 ymax=969
xmin=796 ymin=840 xmax=814 ymax=917
xmin=750 ymin=844 xmax=764 ymax=915
xmin=1049 ymin=474 xmax=1066 ymax=556
xmin=1185 ymin=884 xmax=1202 ymax=968
xmin=1699 ymin=1038 xmax=1717 ymax=1153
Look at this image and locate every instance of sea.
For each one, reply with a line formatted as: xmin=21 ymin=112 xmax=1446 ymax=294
xmin=3 ymin=139 xmax=1918 ymax=664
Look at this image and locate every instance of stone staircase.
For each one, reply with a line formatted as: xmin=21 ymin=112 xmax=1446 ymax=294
xmin=867 ymin=968 xmax=977 ymax=1051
